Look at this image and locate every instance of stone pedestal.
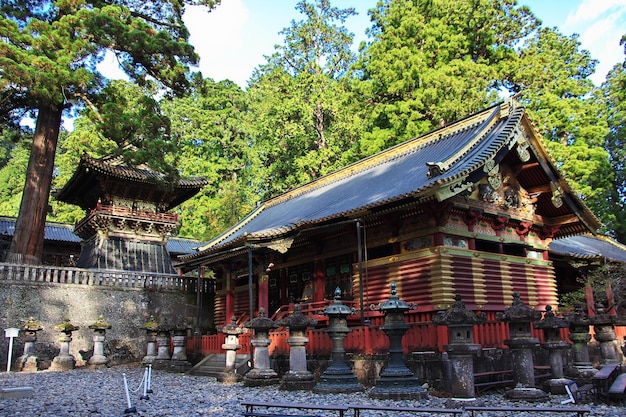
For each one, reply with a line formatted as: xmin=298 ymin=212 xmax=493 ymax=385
xmin=218 ymin=317 xmax=244 ymax=383
xmin=433 ymin=295 xmax=484 ymax=399
xmin=279 ymin=305 xmax=317 ymax=390
xmin=170 ymin=326 xmax=192 ymax=372
xmin=153 ymin=326 xmax=173 ymax=370
xmin=534 ymin=306 xmax=571 ymax=394
xmin=141 ymin=317 xmax=159 ymax=364
xmin=17 ymin=317 xmax=42 ymax=372
xmin=565 ymin=304 xmax=597 ymax=379
xmin=314 ymin=288 xmax=364 ymax=393
xmin=591 ymin=305 xmax=619 ymax=365
xmin=142 ymin=330 xmax=158 ymax=364
xmin=50 ymin=319 xmax=79 ymax=371
xmin=369 ymin=282 xmax=426 ymax=400
xmin=88 ymin=316 xmax=111 ymax=368
xmin=244 ymin=308 xmax=280 ymax=387
xmin=497 ymin=292 xmax=547 ymax=401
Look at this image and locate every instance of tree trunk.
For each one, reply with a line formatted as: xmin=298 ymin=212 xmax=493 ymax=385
xmin=7 ymin=103 xmax=63 ymax=264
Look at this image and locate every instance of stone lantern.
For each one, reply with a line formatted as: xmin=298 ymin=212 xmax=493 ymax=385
xmin=219 ymin=316 xmax=245 ymax=383
xmin=50 ymin=319 xmax=79 ymax=371
xmin=564 ymin=304 xmax=596 ymax=379
xmin=369 ymin=282 xmax=426 ymax=400
xmin=243 ymin=308 xmax=280 ymax=387
xmin=278 ymin=304 xmax=317 ymax=390
xmin=141 ymin=316 xmax=159 ymax=364
xmin=497 ymin=292 xmax=547 ymax=401
xmin=590 ymin=303 xmax=619 ymax=365
xmin=432 ymin=294 xmax=485 ymax=399
xmin=170 ymin=323 xmax=192 ymax=372
xmin=88 ymin=316 xmax=111 ymax=368
xmin=17 ymin=317 xmax=43 ymax=372
xmin=533 ymin=305 xmax=572 ymax=394
xmin=314 ymin=287 xmax=364 ymax=393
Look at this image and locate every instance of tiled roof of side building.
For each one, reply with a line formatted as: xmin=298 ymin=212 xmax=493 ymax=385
xmin=0 ymin=217 xmax=81 ymax=243
xmin=549 ymin=234 xmax=626 ymax=263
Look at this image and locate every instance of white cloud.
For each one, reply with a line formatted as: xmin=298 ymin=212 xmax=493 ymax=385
xmin=562 ymin=0 xmax=626 ymax=84
xmin=184 ymin=0 xmax=250 ymax=85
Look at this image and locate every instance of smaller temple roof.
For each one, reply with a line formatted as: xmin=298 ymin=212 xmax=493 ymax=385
xmin=53 ymin=152 xmax=208 ymax=212
xmin=549 ymin=235 xmax=626 ymax=263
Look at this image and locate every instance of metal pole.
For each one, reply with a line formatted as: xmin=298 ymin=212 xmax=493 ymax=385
xmin=356 ymin=220 xmax=364 ymax=326
xmin=196 ymin=266 xmax=202 ymax=333
xmin=248 ymin=246 xmax=254 ymax=322
xmin=248 ymin=245 xmax=255 ymax=368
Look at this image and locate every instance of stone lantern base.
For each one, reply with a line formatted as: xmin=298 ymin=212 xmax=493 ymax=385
xmin=50 ymin=354 xmax=76 ymax=371
xmin=543 ymin=377 xmax=573 ymax=395
xmin=280 ymin=370 xmax=316 ymax=391
xmin=505 ymin=386 xmax=549 ymax=401
xmin=314 ymin=364 xmax=364 ymax=393
xmin=368 ymin=377 xmax=427 ymax=400
xmin=243 ymin=368 xmax=280 ymax=387
xmin=17 ymin=355 xmax=39 ymax=373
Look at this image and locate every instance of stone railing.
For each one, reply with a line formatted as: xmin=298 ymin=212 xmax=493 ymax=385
xmin=0 ymin=262 xmax=196 ymax=291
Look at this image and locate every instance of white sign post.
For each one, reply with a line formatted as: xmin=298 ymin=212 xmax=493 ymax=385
xmin=4 ymin=327 xmax=19 ymax=373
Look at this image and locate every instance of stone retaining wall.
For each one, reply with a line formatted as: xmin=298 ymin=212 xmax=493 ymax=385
xmin=0 ymin=278 xmax=197 ymax=369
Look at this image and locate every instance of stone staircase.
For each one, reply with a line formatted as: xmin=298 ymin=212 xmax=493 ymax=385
xmin=187 ymin=354 xmax=251 ymax=378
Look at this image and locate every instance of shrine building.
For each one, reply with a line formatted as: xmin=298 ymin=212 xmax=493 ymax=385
xmin=54 ymin=152 xmax=207 ymax=274
xmin=178 ymin=100 xmax=605 ymax=342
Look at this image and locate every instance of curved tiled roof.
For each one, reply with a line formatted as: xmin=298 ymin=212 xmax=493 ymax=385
xmin=550 ymin=235 xmax=626 ymax=262
xmin=0 ymin=217 xmax=80 ymax=243
xmin=54 ymin=152 xmax=207 ymax=211
xmin=185 ymin=101 xmax=599 ymax=263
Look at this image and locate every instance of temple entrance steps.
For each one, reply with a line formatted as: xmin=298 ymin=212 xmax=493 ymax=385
xmin=187 ymin=354 xmax=250 ymax=378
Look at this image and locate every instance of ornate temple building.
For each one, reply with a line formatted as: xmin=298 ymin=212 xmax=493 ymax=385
xmin=54 ymin=152 xmax=207 ymax=274
xmin=178 ymin=100 xmax=604 ymax=331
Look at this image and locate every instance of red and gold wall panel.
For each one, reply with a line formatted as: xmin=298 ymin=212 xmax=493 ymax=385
xmin=354 ymin=247 xmax=557 ymax=313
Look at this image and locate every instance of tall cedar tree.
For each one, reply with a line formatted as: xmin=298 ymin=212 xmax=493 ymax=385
xmin=353 ymin=0 xmax=538 ymax=155
xmin=247 ymin=0 xmax=362 ymax=198
xmin=601 ymin=35 xmax=626 ymax=242
xmin=0 ymin=0 xmax=218 ymax=264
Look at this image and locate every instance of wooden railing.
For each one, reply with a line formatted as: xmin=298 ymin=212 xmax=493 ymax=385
xmin=0 ymin=262 xmax=200 ymax=291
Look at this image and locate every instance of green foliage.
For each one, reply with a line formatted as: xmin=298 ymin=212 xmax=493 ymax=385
xmin=508 ymin=27 xmax=612 ymax=224
xmin=247 ymin=0 xmax=363 ymax=198
xmin=599 ymin=34 xmax=626 ymax=242
xmin=162 ymin=77 xmax=255 ymax=239
xmin=352 ymin=0 xmax=538 ymax=154
xmin=0 ymin=140 xmax=30 ymax=216
xmin=0 ymin=0 xmax=220 ymax=260
xmin=560 ymin=262 xmax=626 ymax=316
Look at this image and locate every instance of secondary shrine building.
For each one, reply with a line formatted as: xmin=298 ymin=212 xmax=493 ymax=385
xmin=54 ymin=151 xmax=207 ymax=274
xmin=178 ymin=101 xmax=603 ymax=342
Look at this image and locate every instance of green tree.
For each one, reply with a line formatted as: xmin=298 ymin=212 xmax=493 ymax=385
xmin=162 ymin=77 xmax=255 ymax=240
xmin=0 ymin=0 xmax=219 ymax=263
xmin=51 ymin=79 xmax=172 ymax=225
xmin=508 ymin=27 xmax=612 ymax=224
xmin=353 ymin=0 xmax=538 ymax=155
xmin=600 ymin=35 xmax=626 ymax=242
xmin=247 ymin=0 xmax=363 ymax=198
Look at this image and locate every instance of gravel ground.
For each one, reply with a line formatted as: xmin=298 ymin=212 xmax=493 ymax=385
xmin=1 ymin=364 xmax=625 ymax=417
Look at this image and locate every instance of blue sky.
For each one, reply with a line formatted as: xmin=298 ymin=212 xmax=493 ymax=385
xmin=150 ymin=0 xmax=626 ymax=88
